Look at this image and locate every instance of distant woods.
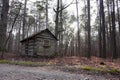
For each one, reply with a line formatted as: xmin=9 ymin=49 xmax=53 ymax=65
xmin=0 ymin=0 xmax=120 ymax=59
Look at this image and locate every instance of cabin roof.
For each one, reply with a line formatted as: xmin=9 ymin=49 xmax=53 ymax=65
xmin=20 ymin=28 xmax=58 ymax=42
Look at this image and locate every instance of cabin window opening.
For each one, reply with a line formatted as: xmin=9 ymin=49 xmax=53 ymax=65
xmin=43 ymin=40 xmax=50 ymax=48
xmin=44 ymin=40 xmax=49 ymax=46
xmin=39 ymin=39 xmax=43 ymax=45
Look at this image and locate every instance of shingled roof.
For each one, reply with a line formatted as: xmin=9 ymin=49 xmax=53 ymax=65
xmin=20 ymin=28 xmax=58 ymax=42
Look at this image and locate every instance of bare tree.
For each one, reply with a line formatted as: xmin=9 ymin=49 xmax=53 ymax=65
xmin=111 ymin=0 xmax=117 ymax=59
xmin=1 ymin=3 xmax=22 ymax=58
xmin=46 ymin=0 xmax=48 ymax=28
xmin=75 ymin=0 xmax=81 ymax=56
xmin=87 ymin=0 xmax=91 ymax=58
xmin=22 ymin=0 xmax=27 ymax=39
xmin=99 ymin=0 xmax=106 ymax=58
xmin=0 ymin=0 xmax=9 ymax=57
xmin=116 ymin=0 xmax=120 ymax=34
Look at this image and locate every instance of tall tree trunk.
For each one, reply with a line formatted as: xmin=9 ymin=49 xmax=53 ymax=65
xmin=116 ymin=0 xmax=120 ymax=34
xmin=98 ymin=11 xmax=102 ymax=57
xmin=0 ymin=0 xmax=9 ymax=57
xmin=22 ymin=0 xmax=27 ymax=39
xmin=75 ymin=0 xmax=81 ymax=56
xmin=96 ymin=0 xmax=101 ymax=57
xmin=106 ymin=0 xmax=111 ymax=57
xmin=87 ymin=0 xmax=91 ymax=58
xmin=55 ymin=0 xmax=59 ymax=39
xmin=54 ymin=0 xmax=60 ymax=55
xmin=116 ymin=0 xmax=120 ymax=58
xmin=18 ymin=20 xmax=22 ymax=53
xmin=59 ymin=0 xmax=64 ymax=56
xmin=100 ymin=0 xmax=106 ymax=58
xmin=46 ymin=0 xmax=48 ymax=28
xmin=111 ymin=0 xmax=117 ymax=59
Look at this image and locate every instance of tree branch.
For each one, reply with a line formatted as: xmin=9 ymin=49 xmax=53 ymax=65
xmin=53 ymin=0 xmax=74 ymax=13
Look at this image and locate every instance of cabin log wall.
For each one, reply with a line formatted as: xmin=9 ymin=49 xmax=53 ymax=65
xmin=21 ymin=30 xmax=57 ymax=57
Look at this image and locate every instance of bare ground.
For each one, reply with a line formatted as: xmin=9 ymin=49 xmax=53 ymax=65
xmin=0 ymin=64 xmax=120 ymax=80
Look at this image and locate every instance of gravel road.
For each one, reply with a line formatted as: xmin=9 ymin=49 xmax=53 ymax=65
xmin=0 ymin=64 xmax=119 ymax=80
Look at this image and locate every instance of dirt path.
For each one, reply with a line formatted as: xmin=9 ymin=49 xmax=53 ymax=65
xmin=0 ymin=64 xmax=119 ymax=80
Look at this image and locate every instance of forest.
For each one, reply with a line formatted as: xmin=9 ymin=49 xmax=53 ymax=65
xmin=0 ymin=0 xmax=120 ymax=80
xmin=0 ymin=0 xmax=120 ymax=59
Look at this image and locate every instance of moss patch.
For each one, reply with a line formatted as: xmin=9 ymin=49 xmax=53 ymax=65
xmin=0 ymin=60 xmax=54 ymax=67
xmin=81 ymin=66 xmax=120 ymax=75
xmin=81 ymin=66 xmax=104 ymax=72
xmin=107 ymin=69 xmax=120 ymax=75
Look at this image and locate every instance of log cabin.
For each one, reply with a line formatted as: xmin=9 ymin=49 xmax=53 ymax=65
xmin=20 ymin=28 xmax=57 ymax=57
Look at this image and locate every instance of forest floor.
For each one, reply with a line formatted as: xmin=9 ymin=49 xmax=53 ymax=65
xmin=0 ymin=53 xmax=120 ymax=80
